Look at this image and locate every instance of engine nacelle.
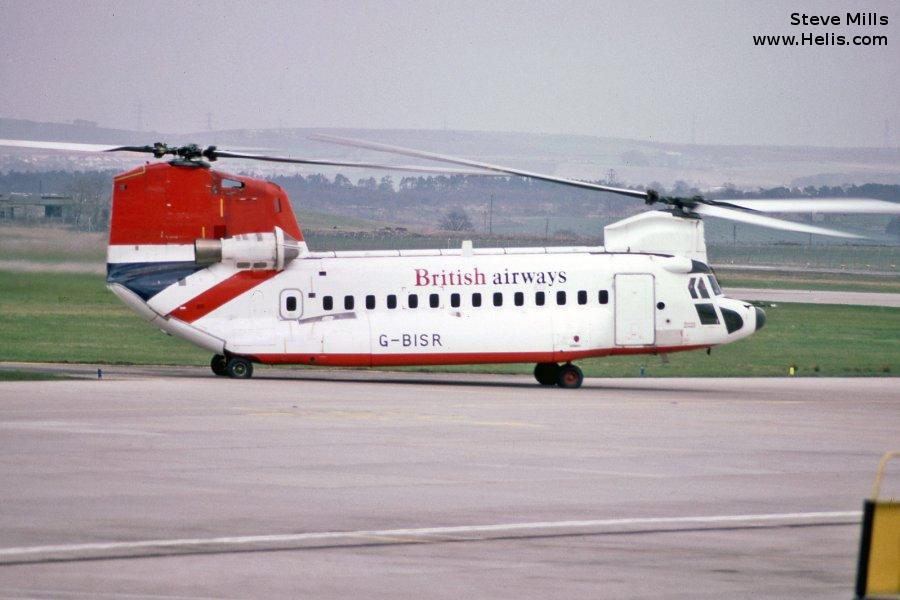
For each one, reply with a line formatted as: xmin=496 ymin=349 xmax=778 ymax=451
xmin=604 ymin=211 xmax=708 ymax=264
xmin=194 ymin=226 xmax=301 ymax=271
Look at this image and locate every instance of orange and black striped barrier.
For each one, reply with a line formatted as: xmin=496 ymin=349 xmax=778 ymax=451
xmin=856 ymin=451 xmax=900 ymax=599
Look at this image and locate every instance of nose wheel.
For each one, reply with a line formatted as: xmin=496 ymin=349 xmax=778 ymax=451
xmin=534 ymin=362 xmax=584 ymax=388
xmin=557 ymin=363 xmax=584 ymax=389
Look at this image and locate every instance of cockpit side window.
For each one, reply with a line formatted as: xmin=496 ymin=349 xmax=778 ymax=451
xmin=688 ymin=278 xmax=698 ymax=299
xmin=697 ymin=278 xmax=710 ymax=299
xmin=695 ymin=303 xmax=719 ymax=325
xmin=708 ymin=275 xmax=723 ymax=296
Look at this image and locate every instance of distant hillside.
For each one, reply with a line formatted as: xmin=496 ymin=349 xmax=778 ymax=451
xmin=2 ymin=117 xmax=900 ymax=188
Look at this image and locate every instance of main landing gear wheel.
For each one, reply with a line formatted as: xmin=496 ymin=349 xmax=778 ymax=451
xmin=557 ymin=363 xmax=583 ymax=389
xmin=226 ymin=357 xmax=253 ymax=379
xmin=534 ymin=362 xmax=561 ymax=386
xmin=211 ymin=354 xmax=228 ymax=376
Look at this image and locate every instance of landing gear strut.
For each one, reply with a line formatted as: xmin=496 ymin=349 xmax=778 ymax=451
xmin=210 ymin=354 xmax=227 ymax=376
xmin=225 ymin=357 xmax=253 ymax=379
xmin=533 ymin=362 xmax=560 ymax=386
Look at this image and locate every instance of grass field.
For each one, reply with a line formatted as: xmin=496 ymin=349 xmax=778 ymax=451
xmin=0 ymin=226 xmax=106 ymax=263
xmin=0 ymin=271 xmax=209 ymax=365
xmin=1 ymin=270 xmax=897 ymax=377
xmin=708 ymin=243 xmax=899 ymax=271
xmin=0 ymin=370 xmax=74 ymax=381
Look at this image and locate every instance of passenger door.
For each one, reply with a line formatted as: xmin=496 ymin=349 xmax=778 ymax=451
xmin=614 ymin=274 xmax=655 ymax=346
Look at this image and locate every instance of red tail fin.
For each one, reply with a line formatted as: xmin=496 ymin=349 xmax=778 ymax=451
xmin=106 ymin=162 xmax=303 ymax=301
xmin=109 ymin=162 xmax=302 ymax=245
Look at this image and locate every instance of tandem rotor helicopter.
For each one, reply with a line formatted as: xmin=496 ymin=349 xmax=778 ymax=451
xmin=2 ymin=136 xmax=898 ymax=388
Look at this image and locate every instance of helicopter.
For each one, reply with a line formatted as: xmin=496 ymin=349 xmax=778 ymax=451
xmin=1 ymin=136 xmax=897 ymax=388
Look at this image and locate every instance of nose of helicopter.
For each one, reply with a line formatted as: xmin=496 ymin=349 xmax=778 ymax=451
xmin=754 ymin=307 xmax=766 ymax=331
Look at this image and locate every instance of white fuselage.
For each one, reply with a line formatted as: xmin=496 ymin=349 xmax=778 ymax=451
xmin=110 ymin=243 xmax=760 ymax=367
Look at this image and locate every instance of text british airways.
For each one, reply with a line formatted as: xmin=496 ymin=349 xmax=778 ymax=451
xmin=414 ymin=268 xmax=567 ymax=287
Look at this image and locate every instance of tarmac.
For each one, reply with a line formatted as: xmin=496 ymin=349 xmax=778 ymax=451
xmin=725 ymin=287 xmax=900 ymax=307
xmin=0 ymin=367 xmax=898 ymax=599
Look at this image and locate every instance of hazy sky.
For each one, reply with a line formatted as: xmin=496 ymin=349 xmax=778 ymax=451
xmin=1 ymin=0 xmax=898 ymax=146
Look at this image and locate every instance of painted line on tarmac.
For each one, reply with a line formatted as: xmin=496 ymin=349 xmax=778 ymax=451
xmin=0 ymin=511 xmax=860 ymax=561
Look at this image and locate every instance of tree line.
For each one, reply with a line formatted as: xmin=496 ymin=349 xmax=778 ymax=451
xmin=1 ymin=169 xmax=898 ymax=232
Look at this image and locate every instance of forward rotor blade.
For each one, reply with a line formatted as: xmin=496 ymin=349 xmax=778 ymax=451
xmin=310 ymin=133 xmax=650 ymax=200
xmin=716 ymin=198 xmax=900 ymax=214
xmin=0 ymin=138 xmax=134 ymax=153
xmin=691 ymin=203 xmax=863 ymax=238
xmin=211 ymin=150 xmax=497 ymax=175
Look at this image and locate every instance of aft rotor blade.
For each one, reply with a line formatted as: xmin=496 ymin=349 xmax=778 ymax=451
xmin=310 ymin=133 xmax=650 ymax=200
xmin=211 ymin=150 xmax=497 ymax=175
xmin=692 ymin=203 xmax=863 ymax=238
xmin=716 ymin=198 xmax=900 ymax=214
xmin=0 ymin=139 xmax=497 ymax=175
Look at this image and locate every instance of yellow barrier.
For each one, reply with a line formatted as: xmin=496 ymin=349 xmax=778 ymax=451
xmin=856 ymin=451 xmax=900 ymax=599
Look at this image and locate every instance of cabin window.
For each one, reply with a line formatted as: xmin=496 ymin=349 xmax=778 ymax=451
xmin=535 ymin=291 xmax=545 ymax=306
xmin=408 ymin=294 xmax=418 ymax=309
xmin=577 ymin=290 xmax=587 ymax=305
xmin=697 ymin=278 xmax=710 ymax=299
xmin=280 ymin=289 xmax=303 ymax=319
xmin=556 ymin=290 xmax=566 ymax=305
xmin=366 ymin=295 xmax=376 ymax=310
xmin=323 ymin=296 xmax=333 ymax=311
xmin=472 ymin=293 xmax=482 ymax=307
xmin=221 ymin=178 xmax=244 ymax=189
xmin=492 ymin=292 xmax=503 ymax=307
xmin=450 ymin=293 xmax=460 ymax=308
xmin=599 ymin=290 xmax=609 ymax=304
xmin=514 ymin=291 xmax=524 ymax=306
xmin=387 ymin=294 xmax=397 ymax=309
xmin=273 ymin=197 xmax=282 ymax=213
xmin=344 ymin=295 xmax=354 ymax=310
xmin=429 ymin=293 xmax=439 ymax=308
xmin=695 ymin=303 xmax=719 ymax=325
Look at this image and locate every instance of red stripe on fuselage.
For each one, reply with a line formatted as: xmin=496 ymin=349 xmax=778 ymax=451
xmin=169 ymin=270 xmax=277 ymax=323
xmin=246 ymin=345 xmax=710 ymax=367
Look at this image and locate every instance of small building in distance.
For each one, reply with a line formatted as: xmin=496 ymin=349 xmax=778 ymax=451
xmin=0 ymin=193 xmax=76 ymax=221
